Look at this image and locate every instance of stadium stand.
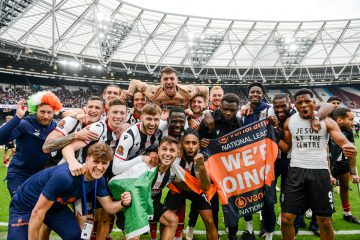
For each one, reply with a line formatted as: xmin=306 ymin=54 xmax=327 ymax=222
xmin=326 ymin=87 xmax=353 ymax=108
xmin=340 ymin=87 xmax=360 ymax=108
xmin=313 ymin=88 xmax=332 ymax=102
xmin=267 ymin=89 xmax=283 ymax=102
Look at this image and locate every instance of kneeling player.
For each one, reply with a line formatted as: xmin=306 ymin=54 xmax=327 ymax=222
xmin=8 ymin=143 xmax=131 ymax=240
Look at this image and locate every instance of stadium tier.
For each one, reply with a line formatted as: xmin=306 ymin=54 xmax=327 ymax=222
xmin=1 ymin=74 xmax=360 ymax=109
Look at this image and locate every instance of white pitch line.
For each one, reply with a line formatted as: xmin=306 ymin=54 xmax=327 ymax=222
xmin=1 ymin=222 xmax=360 ymax=235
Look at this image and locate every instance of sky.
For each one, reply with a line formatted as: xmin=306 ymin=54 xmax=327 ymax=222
xmin=128 ymin=0 xmax=360 ymax=21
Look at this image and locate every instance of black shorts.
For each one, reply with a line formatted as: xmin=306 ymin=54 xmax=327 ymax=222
xmin=115 ymin=211 xmax=125 ymax=231
xmin=332 ymin=161 xmax=350 ymax=178
xmin=150 ymin=195 xmax=169 ymax=223
xmin=165 ymin=190 xmax=211 ymax=212
xmin=4 ymin=142 xmax=15 ymax=151
xmin=281 ymin=167 xmax=335 ymax=217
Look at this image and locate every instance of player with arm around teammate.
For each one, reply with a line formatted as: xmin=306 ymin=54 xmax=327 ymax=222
xmin=42 ymin=96 xmax=104 ymax=166
xmin=7 ymin=143 xmax=131 ymax=240
xmin=280 ymin=89 xmax=357 ymax=240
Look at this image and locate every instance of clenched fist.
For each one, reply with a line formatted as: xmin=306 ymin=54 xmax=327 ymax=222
xmin=194 ymin=153 xmax=205 ymax=167
xmin=121 ymin=192 xmax=132 ymax=207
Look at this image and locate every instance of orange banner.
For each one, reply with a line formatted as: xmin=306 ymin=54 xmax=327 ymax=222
xmin=204 ymin=120 xmax=278 ymax=206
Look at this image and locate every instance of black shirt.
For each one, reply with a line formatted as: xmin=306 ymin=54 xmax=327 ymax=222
xmin=328 ymin=130 xmax=354 ymax=167
xmin=198 ymin=109 xmax=242 ymax=140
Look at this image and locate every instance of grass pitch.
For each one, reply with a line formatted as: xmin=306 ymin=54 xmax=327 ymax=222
xmin=0 ymin=139 xmax=360 ymax=239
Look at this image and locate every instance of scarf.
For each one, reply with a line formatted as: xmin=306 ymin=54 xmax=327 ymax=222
xmin=243 ymin=102 xmax=269 ymax=125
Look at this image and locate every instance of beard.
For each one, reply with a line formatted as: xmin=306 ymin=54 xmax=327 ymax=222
xmin=182 ymin=150 xmax=195 ymax=162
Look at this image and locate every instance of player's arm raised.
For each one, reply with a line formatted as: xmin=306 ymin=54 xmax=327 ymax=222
xmin=194 ymin=153 xmax=211 ymax=191
xmin=0 ymin=99 xmax=27 ymax=144
xmin=127 ymin=79 xmax=150 ymax=96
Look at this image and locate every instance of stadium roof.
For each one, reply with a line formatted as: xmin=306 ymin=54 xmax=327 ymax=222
xmin=0 ymin=0 xmax=360 ymax=82
xmin=130 ymin=0 xmax=360 ymax=22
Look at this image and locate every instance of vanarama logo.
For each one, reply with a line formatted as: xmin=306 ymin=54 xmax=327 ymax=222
xmin=235 ymin=192 xmax=264 ymax=209
xmin=218 ymin=136 xmax=229 ymax=144
xmin=235 ymin=197 xmax=247 ymax=208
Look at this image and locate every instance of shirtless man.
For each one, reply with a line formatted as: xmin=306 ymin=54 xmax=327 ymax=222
xmin=127 ymin=66 xmax=209 ymax=118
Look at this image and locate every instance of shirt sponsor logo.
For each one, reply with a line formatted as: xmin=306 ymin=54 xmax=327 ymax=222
xmin=57 ymin=196 xmax=76 ymax=205
xmin=116 ymin=146 xmax=124 ymax=156
xmin=58 ymin=120 xmax=66 ymax=129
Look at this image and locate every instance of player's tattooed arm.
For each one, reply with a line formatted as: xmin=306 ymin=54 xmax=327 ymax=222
xmin=43 ymin=126 xmax=98 ymax=153
xmin=43 ymin=133 xmax=77 ymax=153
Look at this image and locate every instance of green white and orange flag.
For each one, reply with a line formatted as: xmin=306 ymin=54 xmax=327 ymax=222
xmin=108 ymin=163 xmax=158 ymax=239
xmin=170 ymin=162 xmax=217 ymax=200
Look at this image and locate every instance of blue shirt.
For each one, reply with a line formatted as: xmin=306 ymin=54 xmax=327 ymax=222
xmin=11 ymin=164 xmax=109 ymax=212
xmin=0 ymin=115 xmax=56 ymax=179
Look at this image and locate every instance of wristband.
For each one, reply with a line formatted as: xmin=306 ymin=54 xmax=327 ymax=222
xmin=312 ymin=116 xmax=319 ymax=121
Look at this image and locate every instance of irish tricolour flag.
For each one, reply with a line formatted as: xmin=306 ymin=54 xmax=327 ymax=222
xmin=108 ymin=162 xmax=157 ymax=239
